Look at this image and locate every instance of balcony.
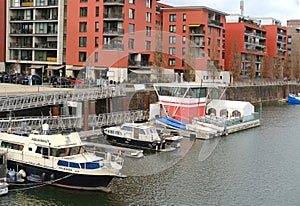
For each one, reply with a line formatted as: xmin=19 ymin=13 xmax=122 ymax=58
xmin=102 ymin=43 xmax=124 ymax=51
xmin=208 ymin=19 xmax=223 ymax=27
xmin=103 ymin=28 xmax=124 ymax=36
xmin=104 ymin=13 xmax=124 ymax=21
xmin=104 ymin=0 xmax=124 ymax=6
xmin=189 ymin=41 xmax=205 ymax=47
xmin=10 ymin=42 xmax=33 ymax=48
xmin=128 ymin=61 xmax=152 ymax=68
xmin=189 ymin=28 xmax=205 ymax=36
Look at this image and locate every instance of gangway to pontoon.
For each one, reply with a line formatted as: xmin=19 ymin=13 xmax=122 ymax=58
xmin=0 ymin=85 xmax=126 ymax=112
xmin=0 ymin=110 xmax=148 ymax=132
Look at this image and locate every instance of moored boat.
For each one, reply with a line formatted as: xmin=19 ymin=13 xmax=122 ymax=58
xmin=103 ymin=123 xmax=182 ymax=151
xmin=288 ymin=94 xmax=300 ymax=104
xmin=0 ymin=121 xmax=125 ymax=192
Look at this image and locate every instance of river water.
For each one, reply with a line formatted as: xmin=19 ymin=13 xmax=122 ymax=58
xmin=1 ymin=103 xmax=300 ymax=206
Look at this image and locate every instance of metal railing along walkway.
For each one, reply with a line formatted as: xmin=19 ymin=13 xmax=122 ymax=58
xmin=0 ymin=85 xmax=126 ymax=112
xmin=88 ymin=110 xmax=148 ymax=128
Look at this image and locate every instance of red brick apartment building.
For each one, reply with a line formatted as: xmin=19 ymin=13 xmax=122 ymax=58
xmin=158 ymin=6 xmax=227 ymax=81
xmin=66 ymin=0 xmax=158 ymax=81
xmin=0 ymin=0 xmax=6 ymax=71
xmin=225 ymin=15 xmax=287 ymax=79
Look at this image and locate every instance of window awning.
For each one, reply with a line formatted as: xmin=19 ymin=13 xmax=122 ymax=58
xmin=130 ymin=70 xmax=152 ymax=75
xmin=189 ymin=24 xmax=201 ymax=27
xmin=46 ymin=65 xmax=64 ymax=70
xmin=29 ymin=65 xmax=43 ymax=69
xmin=67 ymin=66 xmax=84 ymax=71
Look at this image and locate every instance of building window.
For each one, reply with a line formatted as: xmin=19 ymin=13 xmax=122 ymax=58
xmin=146 ymin=26 xmax=151 ymax=36
xmin=128 ymin=38 xmax=134 ymax=49
xmin=169 ymin=58 xmax=175 ymax=66
xmin=79 ymin=22 xmax=87 ymax=32
xmin=169 ymin=14 xmax=176 ymax=22
xmin=95 ymin=52 xmax=98 ymax=63
xmin=169 ymin=36 xmax=176 ymax=44
xmin=182 ymin=36 xmax=186 ymax=44
xmin=129 ymin=24 xmax=135 ymax=34
xmin=95 ymin=37 xmax=99 ymax=48
xmin=183 ymin=25 xmax=186 ymax=33
xmin=208 ymin=27 xmax=211 ymax=35
xmin=169 ymin=25 xmax=176 ymax=33
xmin=95 ymin=22 xmax=99 ymax=32
xmin=182 ymin=47 xmax=186 ymax=56
xmin=79 ymin=52 xmax=86 ymax=62
xmin=169 ymin=47 xmax=176 ymax=55
xmin=146 ymin=12 xmax=151 ymax=22
xmin=217 ymin=28 xmax=221 ymax=37
xmin=129 ymin=0 xmax=134 ymax=4
xmin=146 ymin=41 xmax=151 ymax=50
xmin=96 ymin=7 xmax=99 ymax=17
xmin=80 ymin=0 xmax=88 ymax=2
xmin=80 ymin=7 xmax=88 ymax=17
xmin=129 ymin=9 xmax=135 ymax=19
xmin=146 ymin=0 xmax=152 ymax=8
xmin=183 ymin=13 xmax=186 ymax=21
xmin=79 ymin=37 xmax=87 ymax=47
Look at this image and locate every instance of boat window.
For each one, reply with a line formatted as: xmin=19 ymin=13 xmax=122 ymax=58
xmin=220 ymin=109 xmax=228 ymax=118
xmin=56 ymin=148 xmax=70 ymax=157
xmin=36 ymin=147 xmax=49 ymax=155
xmin=69 ymin=162 xmax=80 ymax=168
xmin=122 ymin=126 xmax=133 ymax=132
xmin=139 ymin=130 xmax=145 ymax=135
xmin=0 ymin=155 xmax=4 ymax=165
xmin=1 ymin=141 xmax=24 ymax=151
xmin=231 ymin=110 xmax=241 ymax=118
xmin=70 ymin=146 xmax=80 ymax=156
xmin=115 ymin=131 xmax=121 ymax=135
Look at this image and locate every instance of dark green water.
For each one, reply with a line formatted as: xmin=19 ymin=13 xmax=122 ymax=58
xmin=1 ymin=103 xmax=300 ymax=206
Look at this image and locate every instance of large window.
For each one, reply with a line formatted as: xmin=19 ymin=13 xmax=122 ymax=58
xmin=129 ymin=0 xmax=134 ymax=4
xmin=129 ymin=9 xmax=134 ymax=19
xmin=169 ymin=47 xmax=176 ymax=55
xmin=79 ymin=22 xmax=87 ymax=32
xmin=129 ymin=24 xmax=135 ymax=34
xmin=146 ymin=12 xmax=151 ymax=22
xmin=169 ymin=25 xmax=176 ymax=33
xmin=94 ymin=52 xmax=98 ymax=63
xmin=79 ymin=37 xmax=87 ymax=47
xmin=96 ymin=7 xmax=99 ymax=17
xmin=80 ymin=7 xmax=88 ymax=17
xmin=79 ymin=52 xmax=87 ymax=62
xmin=146 ymin=0 xmax=151 ymax=8
xmin=146 ymin=26 xmax=151 ymax=36
xmin=169 ymin=58 xmax=175 ymax=66
xmin=128 ymin=38 xmax=134 ymax=49
xmin=95 ymin=37 xmax=99 ymax=48
xmin=95 ymin=21 xmax=99 ymax=32
xmin=146 ymin=41 xmax=151 ymax=51
xmin=169 ymin=36 xmax=176 ymax=44
xmin=169 ymin=14 xmax=176 ymax=22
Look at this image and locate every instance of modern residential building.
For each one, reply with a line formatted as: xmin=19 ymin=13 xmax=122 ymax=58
xmin=5 ymin=0 xmax=66 ymax=76
xmin=0 ymin=1 xmax=6 ymax=71
xmin=287 ymin=19 xmax=300 ymax=56
xmin=225 ymin=15 xmax=287 ymax=79
xmin=158 ymin=6 xmax=227 ymax=82
xmin=66 ymin=0 xmax=159 ymax=82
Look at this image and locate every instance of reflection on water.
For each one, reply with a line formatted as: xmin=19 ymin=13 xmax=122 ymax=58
xmin=2 ymin=103 xmax=300 ymax=205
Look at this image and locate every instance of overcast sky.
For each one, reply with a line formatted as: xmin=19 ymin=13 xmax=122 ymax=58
xmin=160 ymin=0 xmax=300 ymax=25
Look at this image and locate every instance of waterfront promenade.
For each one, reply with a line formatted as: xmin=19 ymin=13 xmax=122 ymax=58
xmin=0 ymin=83 xmax=72 ymax=97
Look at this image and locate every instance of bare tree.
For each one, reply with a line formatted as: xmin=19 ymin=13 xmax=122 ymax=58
xmin=292 ymin=51 xmax=300 ymax=80
xmin=228 ymin=39 xmax=241 ymax=81
xmin=249 ymin=54 xmax=256 ymax=80
xmin=260 ymin=54 xmax=270 ymax=79
xmin=207 ymin=33 xmax=221 ymax=82
xmin=152 ymin=26 xmax=164 ymax=82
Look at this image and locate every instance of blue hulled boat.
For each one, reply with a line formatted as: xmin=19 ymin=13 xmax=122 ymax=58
xmin=288 ymin=94 xmax=300 ymax=104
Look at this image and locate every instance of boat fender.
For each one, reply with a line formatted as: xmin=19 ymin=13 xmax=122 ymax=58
xmin=42 ymin=173 xmax=46 ymax=181
xmin=106 ymin=152 xmax=111 ymax=163
xmin=18 ymin=169 xmax=26 ymax=178
xmin=7 ymin=169 xmax=16 ymax=183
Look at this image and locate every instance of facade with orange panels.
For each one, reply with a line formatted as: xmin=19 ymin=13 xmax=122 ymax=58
xmin=159 ymin=7 xmax=227 ymax=73
xmin=225 ymin=16 xmax=287 ymax=78
xmin=66 ymin=0 xmax=158 ymax=81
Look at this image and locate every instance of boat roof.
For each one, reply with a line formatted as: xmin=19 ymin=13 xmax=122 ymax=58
xmin=153 ymin=82 xmax=227 ymax=88
xmin=207 ymin=100 xmax=255 ymax=116
xmin=121 ymin=123 xmax=155 ymax=130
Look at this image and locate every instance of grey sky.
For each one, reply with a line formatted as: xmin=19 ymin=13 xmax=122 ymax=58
xmin=160 ymin=0 xmax=300 ymax=25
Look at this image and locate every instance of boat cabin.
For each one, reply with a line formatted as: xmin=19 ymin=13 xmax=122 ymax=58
xmin=153 ymin=83 xmax=207 ymax=123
